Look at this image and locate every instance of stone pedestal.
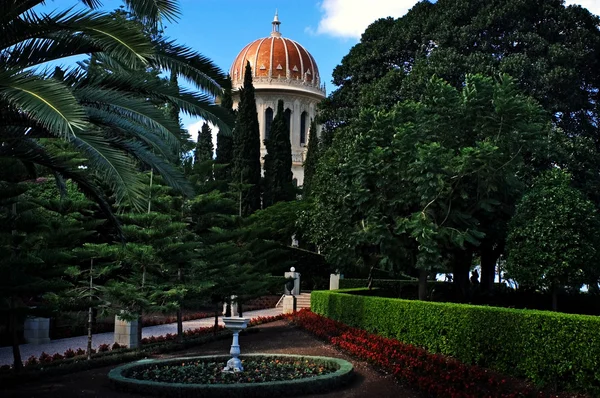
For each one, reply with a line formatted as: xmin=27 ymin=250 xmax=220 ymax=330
xmin=23 ymin=317 xmax=50 ymax=344
xmin=329 ymin=273 xmax=344 ymax=290
xmin=282 ymin=295 xmax=297 ymax=314
xmin=114 ymin=315 xmax=139 ymax=348
xmin=222 ymin=317 xmax=249 ymax=373
xmin=222 ymin=295 xmax=239 ymax=317
xmin=284 ymin=270 xmax=301 ymax=295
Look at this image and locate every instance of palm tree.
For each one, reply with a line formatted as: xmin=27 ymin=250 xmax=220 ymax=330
xmin=0 ymin=0 xmax=232 ymax=216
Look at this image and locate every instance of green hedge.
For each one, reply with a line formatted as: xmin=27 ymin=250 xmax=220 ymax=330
xmin=311 ymin=289 xmax=600 ymax=393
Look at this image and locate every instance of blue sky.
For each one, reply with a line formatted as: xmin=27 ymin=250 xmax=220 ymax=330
xmin=36 ymin=0 xmax=600 ymax=138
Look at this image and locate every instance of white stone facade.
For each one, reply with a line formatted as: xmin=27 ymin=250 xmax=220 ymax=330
xmin=232 ymin=89 xmax=322 ymax=186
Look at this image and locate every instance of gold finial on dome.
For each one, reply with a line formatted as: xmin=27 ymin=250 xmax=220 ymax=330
xmin=271 ymin=10 xmax=281 ymax=37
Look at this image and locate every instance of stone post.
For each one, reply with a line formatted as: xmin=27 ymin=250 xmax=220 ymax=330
xmin=284 ymin=267 xmax=300 ymax=296
xmin=114 ymin=315 xmax=139 ymax=348
xmin=329 ymin=273 xmax=344 ymax=290
xmin=222 ymin=295 xmax=239 ymax=317
xmin=23 ymin=317 xmax=50 ymax=344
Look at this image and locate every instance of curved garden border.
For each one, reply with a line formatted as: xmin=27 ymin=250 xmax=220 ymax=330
xmin=108 ymin=354 xmax=354 ymax=397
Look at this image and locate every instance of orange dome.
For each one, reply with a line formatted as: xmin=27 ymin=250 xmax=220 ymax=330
xmin=230 ymin=13 xmax=323 ymax=94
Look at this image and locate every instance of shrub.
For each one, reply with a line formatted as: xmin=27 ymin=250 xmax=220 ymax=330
xmin=112 ymin=342 xmax=124 ymax=350
xmin=38 ymin=352 xmax=52 ymax=364
xmin=311 ymin=289 xmax=600 ymax=394
xmin=98 ymin=344 xmax=110 ymax=352
xmin=63 ymin=348 xmax=76 ymax=358
xmin=51 ymin=353 xmax=64 ymax=361
xmin=75 ymin=348 xmax=85 ymax=356
xmin=24 ymin=356 xmax=38 ymax=367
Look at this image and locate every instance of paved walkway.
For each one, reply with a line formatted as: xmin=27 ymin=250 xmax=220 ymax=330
xmin=0 ymin=308 xmax=281 ymax=366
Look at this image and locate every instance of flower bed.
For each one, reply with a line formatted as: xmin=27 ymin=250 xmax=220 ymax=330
xmin=126 ymin=356 xmax=336 ymax=384
xmin=1 ymin=314 xmax=286 ymax=372
xmin=109 ymin=354 xmax=353 ymax=397
xmin=290 ymin=310 xmax=583 ymax=398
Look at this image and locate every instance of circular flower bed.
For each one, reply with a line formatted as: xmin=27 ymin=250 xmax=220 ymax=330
xmin=108 ymin=354 xmax=353 ymax=397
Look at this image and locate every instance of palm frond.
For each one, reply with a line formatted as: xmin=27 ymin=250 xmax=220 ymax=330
xmin=85 ymin=107 xmax=176 ymax=159
xmin=123 ymin=0 xmax=181 ymax=25
xmin=0 ymin=1 xmax=43 ymax=24
xmin=2 ymin=10 xmax=153 ymax=70
xmin=0 ymin=70 xmax=87 ymax=138
xmin=70 ymin=131 xmax=149 ymax=212
xmin=90 ymin=72 xmax=234 ymax=134
xmin=151 ymin=38 xmax=227 ymax=94
xmin=114 ymin=139 xmax=194 ymax=198
xmin=74 ymin=86 xmax=180 ymax=150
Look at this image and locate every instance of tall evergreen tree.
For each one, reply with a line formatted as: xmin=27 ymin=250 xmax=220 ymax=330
xmin=263 ymin=100 xmax=294 ymax=207
xmin=232 ymin=62 xmax=261 ymax=216
xmin=195 ymin=122 xmax=214 ymax=163
xmin=215 ymin=76 xmax=235 ymax=183
xmin=302 ymin=119 xmax=320 ymax=198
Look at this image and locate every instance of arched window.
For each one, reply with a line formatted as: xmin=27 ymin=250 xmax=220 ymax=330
xmin=284 ymin=108 xmax=292 ymax=135
xmin=265 ymin=107 xmax=273 ymax=139
xmin=300 ymin=111 xmax=307 ymax=145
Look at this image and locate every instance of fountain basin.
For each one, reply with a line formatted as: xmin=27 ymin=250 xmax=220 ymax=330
xmin=108 ymin=354 xmax=354 ymax=397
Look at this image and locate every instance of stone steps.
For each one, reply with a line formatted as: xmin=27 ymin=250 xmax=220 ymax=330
xmin=276 ymin=293 xmax=311 ymax=310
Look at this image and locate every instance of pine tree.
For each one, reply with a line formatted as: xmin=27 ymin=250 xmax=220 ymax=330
xmin=215 ymin=76 xmax=235 ymax=183
xmin=195 ymin=122 xmax=214 ymax=163
xmin=302 ymin=119 xmax=320 ymax=198
xmin=232 ymin=62 xmax=261 ymax=216
xmin=263 ymin=99 xmax=294 ymax=207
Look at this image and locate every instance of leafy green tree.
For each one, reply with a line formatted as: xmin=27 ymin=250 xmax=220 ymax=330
xmin=506 ymin=169 xmax=600 ymax=310
xmin=308 ymin=74 xmax=549 ymax=299
xmin=195 ymin=122 xmax=214 ymax=163
xmin=232 ymin=62 xmax=261 ymax=216
xmin=302 ymin=119 xmax=320 ymax=198
xmin=263 ymin=100 xmax=294 ymax=208
xmin=319 ymin=0 xmax=600 ymax=288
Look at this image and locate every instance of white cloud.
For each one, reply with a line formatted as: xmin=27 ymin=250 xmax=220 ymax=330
xmin=185 ymin=119 xmax=218 ymax=156
xmin=315 ymin=0 xmax=419 ymax=39
xmin=565 ymin=1 xmax=600 ymax=16
xmin=314 ymin=0 xmax=600 ymax=40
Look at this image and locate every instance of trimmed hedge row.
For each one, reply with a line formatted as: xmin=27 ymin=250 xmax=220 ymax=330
xmin=311 ymin=289 xmax=600 ymax=394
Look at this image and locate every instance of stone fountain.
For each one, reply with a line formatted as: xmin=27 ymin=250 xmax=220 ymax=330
xmin=222 ymin=316 xmax=249 ymax=372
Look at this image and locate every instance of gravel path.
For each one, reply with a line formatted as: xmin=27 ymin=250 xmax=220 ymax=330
xmin=0 ymin=308 xmax=281 ymax=366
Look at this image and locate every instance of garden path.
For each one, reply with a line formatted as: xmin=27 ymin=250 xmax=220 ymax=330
xmin=0 ymin=308 xmax=281 ymax=366
xmin=2 ymin=320 xmax=418 ymax=397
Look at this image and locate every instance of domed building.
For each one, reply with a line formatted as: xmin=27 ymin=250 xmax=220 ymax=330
xmin=229 ymin=12 xmax=325 ymax=185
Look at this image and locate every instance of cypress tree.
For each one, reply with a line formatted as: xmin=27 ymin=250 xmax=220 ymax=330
xmin=263 ymin=99 xmax=294 ymax=207
xmin=302 ymin=119 xmax=320 ymax=198
xmin=215 ymin=76 xmax=235 ymax=182
xmin=195 ymin=122 xmax=214 ymax=163
xmin=232 ymin=62 xmax=261 ymax=216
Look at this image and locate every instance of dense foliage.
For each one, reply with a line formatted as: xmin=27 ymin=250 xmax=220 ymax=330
xmin=262 ymin=100 xmax=294 ymax=208
xmin=506 ymin=169 xmax=600 ymax=309
xmin=317 ymin=0 xmax=600 ymax=291
xmin=308 ymin=74 xmax=549 ymax=297
xmin=232 ymin=62 xmax=262 ymax=216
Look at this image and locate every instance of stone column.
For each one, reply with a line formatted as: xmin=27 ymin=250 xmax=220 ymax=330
xmin=114 ymin=315 xmax=139 ymax=348
xmin=282 ymin=295 xmax=297 ymax=314
xmin=329 ymin=273 xmax=344 ymax=290
xmin=23 ymin=317 xmax=50 ymax=344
